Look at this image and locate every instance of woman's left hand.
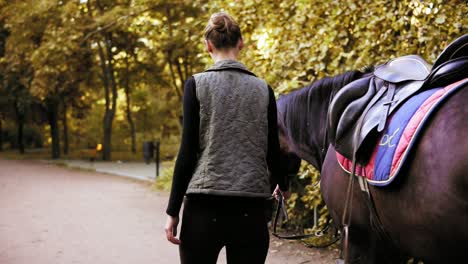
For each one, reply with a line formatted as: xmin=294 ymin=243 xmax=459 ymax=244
xmin=273 ymin=184 xmax=290 ymax=201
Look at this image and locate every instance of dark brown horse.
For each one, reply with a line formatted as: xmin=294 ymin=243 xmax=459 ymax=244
xmin=276 ymin=71 xmax=468 ymax=263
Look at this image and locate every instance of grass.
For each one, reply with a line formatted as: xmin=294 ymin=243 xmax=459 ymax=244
xmin=153 ymin=164 xmax=175 ymax=192
xmin=0 ymin=149 xmax=51 ymax=160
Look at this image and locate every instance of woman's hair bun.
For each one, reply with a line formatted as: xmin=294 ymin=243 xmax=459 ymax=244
xmin=204 ymin=12 xmax=242 ymax=49
xmin=211 ymin=14 xmax=230 ymax=33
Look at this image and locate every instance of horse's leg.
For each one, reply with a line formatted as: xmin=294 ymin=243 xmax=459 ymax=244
xmin=322 ymin=146 xmax=406 ymax=264
xmin=343 ymin=211 xmax=406 ymax=264
xmin=334 ymin=210 xmax=404 ymax=264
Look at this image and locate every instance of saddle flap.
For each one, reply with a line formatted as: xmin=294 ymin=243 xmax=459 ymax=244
xmin=329 ymin=76 xmax=372 ymax=145
xmin=374 ymin=55 xmax=431 ymax=83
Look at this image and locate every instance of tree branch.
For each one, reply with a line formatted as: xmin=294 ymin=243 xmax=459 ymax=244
xmin=166 ymin=52 xmax=182 ymax=99
xmin=81 ymin=4 xmax=163 ymax=44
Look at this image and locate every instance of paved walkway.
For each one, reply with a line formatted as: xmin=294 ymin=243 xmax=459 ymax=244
xmin=0 ymin=159 xmax=337 ymax=264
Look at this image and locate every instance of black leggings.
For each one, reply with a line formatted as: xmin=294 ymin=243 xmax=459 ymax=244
xmin=179 ymin=195 xmax=270 ymax=264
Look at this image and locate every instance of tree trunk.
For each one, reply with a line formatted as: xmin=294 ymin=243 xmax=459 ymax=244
xmin=87 ymin=1 xmax=114 ymax=161
xmin=62 ymin=102 xmax=69 ymax=155
xmin=97 ymin=41 xmax=111 ymax=161
xmin=14 ymin=99 xmax=25 ymax=154
xmin=46 ymin=98 xmax=60 ymax=159
xmin=102 ymin=112 xmax=113 ymax=160
xmin=101 ymin=95 xmax=114 ymax=161
xmin=124 ymin=54 xmax=136 ymax=154
xmin=106 ymin=32 xmax=118 ymax=161
xmin=98 ymin=33 xmax=118 ymax=161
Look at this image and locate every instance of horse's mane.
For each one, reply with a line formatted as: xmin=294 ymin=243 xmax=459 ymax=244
xmin=277 ymin=70 xmax=367 ymax=168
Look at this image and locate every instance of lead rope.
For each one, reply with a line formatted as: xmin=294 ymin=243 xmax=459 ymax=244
xmin=272 ymin=193 xmax=340 ymax=247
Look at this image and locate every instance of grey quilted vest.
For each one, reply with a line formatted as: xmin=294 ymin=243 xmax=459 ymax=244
xmin=186 ymin=60 xmax=271 ymax=198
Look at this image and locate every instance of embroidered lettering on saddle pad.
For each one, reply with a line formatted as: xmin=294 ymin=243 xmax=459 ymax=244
xmin=337 ymin=78 xmax=468 ymax=186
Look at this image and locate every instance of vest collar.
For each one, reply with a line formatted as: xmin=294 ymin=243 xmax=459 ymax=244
xmin=205 ymin=59 xmax=256 ymax=76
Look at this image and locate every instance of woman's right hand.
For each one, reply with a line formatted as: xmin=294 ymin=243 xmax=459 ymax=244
xmin=165 ymin=215 xmax=181 ymax=245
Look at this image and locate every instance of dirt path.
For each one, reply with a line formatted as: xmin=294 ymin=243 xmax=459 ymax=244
xmin=0 ymin=159 xmax=337 ymax=264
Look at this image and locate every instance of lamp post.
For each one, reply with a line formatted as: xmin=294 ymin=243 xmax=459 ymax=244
xmin=154 ymin=140 xmax=160 ymax=178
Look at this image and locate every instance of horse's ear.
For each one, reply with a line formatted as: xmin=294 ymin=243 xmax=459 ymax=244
xmin=360 ymin=65 xmax=375 ymax=74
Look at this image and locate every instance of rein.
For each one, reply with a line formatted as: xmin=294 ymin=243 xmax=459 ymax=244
xmin=272 ymin=193 xmax=340 ymax=248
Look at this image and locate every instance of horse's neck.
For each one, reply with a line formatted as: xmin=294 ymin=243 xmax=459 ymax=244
xmin=292 ymin=85 xmax=333 ymax=170
xmin=281 ymin=70 xmax=367 ymax=171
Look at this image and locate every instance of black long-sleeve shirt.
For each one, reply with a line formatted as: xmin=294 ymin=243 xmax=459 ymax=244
xmin=166 ymin=76 xmax=287 ymax=217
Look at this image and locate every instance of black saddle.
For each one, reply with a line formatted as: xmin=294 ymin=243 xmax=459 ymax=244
xmin=432 ymin=34 xmax=468 ymax=69
xmin=426 ymin=33 xmax=468 ymax=88
xmin=329 ymin=34 xmax=468 ymax=160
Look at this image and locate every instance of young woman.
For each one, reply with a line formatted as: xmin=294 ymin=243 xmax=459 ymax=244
xmin=165 ymin=12 xmax=289 ymax=264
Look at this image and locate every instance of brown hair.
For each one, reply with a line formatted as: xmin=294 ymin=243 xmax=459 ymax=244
xmin=204 ymin=12 xmax=242 ymax=49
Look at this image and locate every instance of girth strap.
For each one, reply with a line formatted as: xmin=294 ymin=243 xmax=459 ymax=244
xmin=338 ymin=84 xmax=394 ymax=263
